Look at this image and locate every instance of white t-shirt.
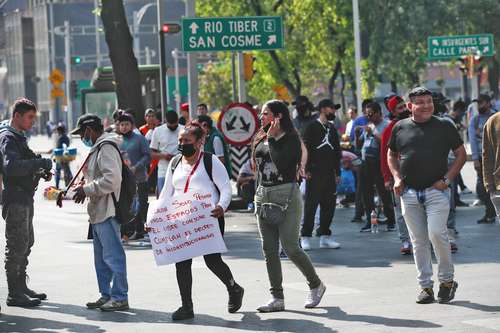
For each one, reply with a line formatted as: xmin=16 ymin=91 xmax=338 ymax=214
xmin=159 ymin=153 xmax=232 ymax=210
xmin=150 ymin=124 xmax=184 ymax=177
xmin=213 ymin=136 xmax=224 ymax=157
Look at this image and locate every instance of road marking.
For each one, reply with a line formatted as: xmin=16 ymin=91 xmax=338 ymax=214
xmin=463 ymin=318 xmax=500 ymax=331
xmin=283 ymin=282 xmax=363 ymax=295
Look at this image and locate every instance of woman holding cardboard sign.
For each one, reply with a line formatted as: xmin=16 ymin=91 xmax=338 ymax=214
xmin=252 ymin=100 xmax=326 ymax=312
xmin=158 ymin=123 xmax=244 ymax=321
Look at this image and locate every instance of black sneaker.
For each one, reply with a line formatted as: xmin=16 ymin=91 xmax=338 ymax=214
xmin=386 ymin=223 xmax=396 ymax=232
xmin=360 ymin=223 xmax=371 ymax=232
xmin=172 ymin=306 xmax=194 ymax=321
xmin=477 ymin=216 xmax=496 ymax=224
xmin=86 ymin=296 xmax=110 ymax=309
xmin=437 ymin=281 xmax=458 ymax=303
xmin=228 ymin=283 xmax=244 ymax=313
xmin=455 ymin=200 xmax=468 ymax=207
xmin=416 ymin=288 xmax=435 ymax=304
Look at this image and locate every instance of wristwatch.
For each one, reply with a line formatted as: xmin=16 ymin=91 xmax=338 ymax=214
xmin=442 ymin=177 xmax=451 ymax=186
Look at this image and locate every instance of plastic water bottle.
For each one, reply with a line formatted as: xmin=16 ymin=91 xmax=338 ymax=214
xmin=370 ymin=210 xmax=379 ymax=234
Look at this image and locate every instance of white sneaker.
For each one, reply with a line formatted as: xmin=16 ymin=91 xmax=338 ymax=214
xmin=305 ymin=282 xmax=326 ymax=308
xmin=300 ymin=237 xmax=312 ymax=251
xmin=257 ymin=298 xmax=285 ymax=312
xmin=319 ymin=236 xmax=340 ymax=249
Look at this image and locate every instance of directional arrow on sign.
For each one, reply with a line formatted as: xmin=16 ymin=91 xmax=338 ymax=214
xmin=268 ymin=35 xmax=277 ymax=45
xmin=189 ymin=22 xmax=199 ymax=34
xmin=483 ymin=46 xmax=490 ymax=53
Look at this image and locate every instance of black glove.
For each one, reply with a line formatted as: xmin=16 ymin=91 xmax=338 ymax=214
xmin=36 ymin=158 xmax=53 ymax=171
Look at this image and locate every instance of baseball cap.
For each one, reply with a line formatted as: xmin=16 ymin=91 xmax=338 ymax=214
xmin=144 ymin=108 xmax=156 ymax=116
xmin=431 ymin=92 xmax=450 ymax=104
xmin=472 ymin=93 xmax=492 ymax=103
xmin=181 ymin=103 xmax=189 ymax=111
xmin=387 ymin=96 xmax=404 ymax=113
xmin=70 ymin=114 xmax=102 ymax=135
xmin=317 ymin=99 xmax=341 ymax=110
xmin=292 ymin=95 xmax=312 ymax=106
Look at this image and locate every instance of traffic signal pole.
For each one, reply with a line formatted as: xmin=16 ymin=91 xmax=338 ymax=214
xmin=156 ymin=0 xmax=168 ymax=122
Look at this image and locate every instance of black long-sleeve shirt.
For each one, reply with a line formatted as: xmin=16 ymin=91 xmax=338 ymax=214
xmin=303 ymin=119 xmax=341 ymax=177
xmin=0 ymin=127 xmax=42 ymax=205
xmin=254 ymin=132 xmax=301 ymax=187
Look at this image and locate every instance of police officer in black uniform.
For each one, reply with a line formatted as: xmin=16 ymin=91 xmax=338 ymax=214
xmin=0 ymin=98 xmax=53 ymax=308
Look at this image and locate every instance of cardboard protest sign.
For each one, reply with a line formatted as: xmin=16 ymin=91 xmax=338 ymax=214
xmin=146 ymin=191 xmax=227 ymax=266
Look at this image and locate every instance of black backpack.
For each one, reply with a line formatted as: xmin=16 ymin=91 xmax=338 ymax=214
xmin=97 ymin=141 xmax=137 ymax=225
xmin=170 ymin=152 xmax=219 ymax=193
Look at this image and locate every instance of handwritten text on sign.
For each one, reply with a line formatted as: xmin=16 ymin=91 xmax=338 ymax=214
xmin=146 ymin=191 xmax=227 ymax=266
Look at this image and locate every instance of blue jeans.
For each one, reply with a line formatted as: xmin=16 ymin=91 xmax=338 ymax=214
xmin=157 ymin=177 xmax=165 ymax=198
xmin=393 ymin=191 xmax=410 ymax=242
xmin=401 ymin=187 xmax=453 ymax=288
xmin=92 ymin=217 xmax=128 ymax=301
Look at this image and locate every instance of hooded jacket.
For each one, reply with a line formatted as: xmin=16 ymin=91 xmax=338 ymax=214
xmin=82 ymin=133 xmax=122 ymax=224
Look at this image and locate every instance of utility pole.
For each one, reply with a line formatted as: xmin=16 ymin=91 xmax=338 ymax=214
xmin=237 ymin=52 xmax=247 ymax=102
xmin=231 ymin=52 xmax=237 ymax=101
xmin=156 ymin=0 xmax=167 ymax=122
xmin=94 ymin=0 xmax=101 ymax=67
xmin=64 ymin=21 xmax=73 ymax=130
xmin=186 ymin=0 xmax=198 ymax=119
xmin=352 ymin=0 xmax=362 ymax=112
xmin=49 ymin=2 xmax=56 ymax=72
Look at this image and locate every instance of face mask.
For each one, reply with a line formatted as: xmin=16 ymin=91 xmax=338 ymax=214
xmin=82 ymin=129 xmax=93 ymax=147
xmin=167 ymin=125 xmax=178 ymax=132
xmin=83 ymin=136 xmax=93 ymax=147
xmin=178 ymin=143 xmax=196 ymax=157
xmin=326 ymin=114 xmax=336 ymax=121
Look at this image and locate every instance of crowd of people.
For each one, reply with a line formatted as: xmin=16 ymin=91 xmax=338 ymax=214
xmin=0 ymin=87 xmax=499 ymax=318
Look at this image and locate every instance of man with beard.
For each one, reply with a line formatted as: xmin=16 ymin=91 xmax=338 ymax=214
xmin=292 ymin=96 xmax=317 ymax=138
xmin=468 ymin=94 xmax=496 ymax=224
xmin=380 ymin=95 xmax=412 ymax=254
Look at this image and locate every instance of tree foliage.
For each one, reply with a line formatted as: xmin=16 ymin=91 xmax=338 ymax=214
xmin=196 ymin=0 xmax=500 ymax=105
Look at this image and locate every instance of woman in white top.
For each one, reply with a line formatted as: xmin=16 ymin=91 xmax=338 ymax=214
xmin=158 ymin=123 xmax=244 ymax=321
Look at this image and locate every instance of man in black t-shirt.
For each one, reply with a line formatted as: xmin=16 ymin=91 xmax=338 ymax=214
xmin=388 ymin=87 xmax=466 ymax=305
xmin=300 ymin=99 xmax=342 ymax=250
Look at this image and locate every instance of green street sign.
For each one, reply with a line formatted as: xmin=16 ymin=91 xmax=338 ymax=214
xmin=182 ymin=16 xmax=284 ymax=52
xmin=427 ymin=34 xmax=495 ymax=60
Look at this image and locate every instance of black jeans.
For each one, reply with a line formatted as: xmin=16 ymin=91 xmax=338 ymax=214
xmin=354 ymin=166 xmax=365 ymax=218
xmin=476 ymin=159 xmax=496 ymax=217
xmin=175 ymin=217 xmax=234 ymax=307
xmin=135 ymin=182 xmax=149 ymax=233
xmin=238 ymin=180 xmax=256 ymax=204
xmin=361 ymin=157 xmax=395 ymax=225
xmin=301 ymin=173 xmax=336 ymax=237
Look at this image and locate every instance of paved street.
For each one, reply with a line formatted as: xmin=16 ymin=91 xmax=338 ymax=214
xmin=0 ymin=136 xmax=499 ymax=333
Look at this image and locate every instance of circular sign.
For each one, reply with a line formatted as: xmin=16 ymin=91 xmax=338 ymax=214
xmin=217 ymin=103 xmax=259 ymax=146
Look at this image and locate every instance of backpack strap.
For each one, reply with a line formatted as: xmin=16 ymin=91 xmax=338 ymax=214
xmin=170 ymin=154 xmax=182 ymax=174
xmin=170 ymin=152 xmax=220 ymax=194
xmin=203 ymin=152 xmax=220 ymax=195
xmin=95 ymin=140 xmax=125 ymax=209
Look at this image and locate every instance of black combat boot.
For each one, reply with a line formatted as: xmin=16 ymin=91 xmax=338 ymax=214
xmin=6 ymin=273 xmax=41 ymax=307
xmin=19 ymin=271 xmax=47 ymax=300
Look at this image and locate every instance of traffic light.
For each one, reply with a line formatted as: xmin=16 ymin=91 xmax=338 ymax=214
xmin=160 ymin=23 xmax=181 ymax=34
xmin=71 ymin=56 xmax=82 ymax=65
xmin=70 ymin=80 xmax=78 ymax=99
xmin=243 ymin=53 xmax=256 ymax=81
